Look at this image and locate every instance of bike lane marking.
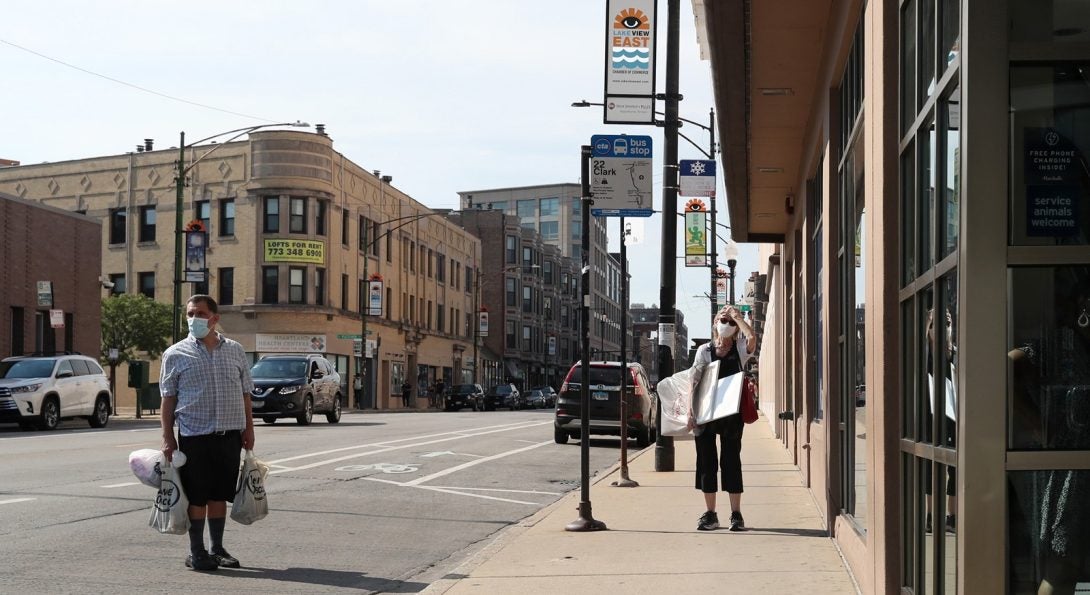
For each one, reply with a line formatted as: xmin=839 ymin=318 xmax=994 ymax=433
xmin=402 ymin=440 xmax=553 ymax=487
xmin=0 ymin=498 xmax=36 ymax=505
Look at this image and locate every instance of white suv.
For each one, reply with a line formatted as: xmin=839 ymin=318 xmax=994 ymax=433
xmin=0 ymin=354 xmax=113 ymax=430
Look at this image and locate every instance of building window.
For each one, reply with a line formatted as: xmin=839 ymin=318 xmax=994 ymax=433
xmin=427 ymin=249 xmax=434 ymax=277
xmin=506 ymin=278 xmax=517 ymax=306
xmin=342 ymin=274 xmax=349 ymax=310
xmin=264 ymin=197 xmax=280 ymax=233
xmin=138 ymin=272 xmax=155 ymax=299
xmin=466 ymin=266 xmax=474 ymax=294
xmin=9 ymin=306 xmax=24 ymax=356
xmin=544 ymin=261 xmax=554 ymax=285
xmin=506 ymin=320 xmax=516 ymax=351
xmin=109 ymin=208 xmax=126 ymax=244
xmin=436 ymin=303 xmax=444 ymax=332
xmin=386 ymin=287 xmax=391 ymax=319
xmin=426 ymin=299 xmax=433 ymax=329
xmin=517 ymin=199 xmax=536 ymax=219
xmin=314 ymin=268 xmax=326 ymax=306
xmin=137 ymin=206 xmax=156 ymax=242
xmin=540 ymin=197 xmax=558 ymax=216
xmin=217 ymin=267 xmax=234 ymax=306
xmin=522 ymin=286 xmax=532 ymax=313
xmin=522 ymin=325 xmax=531 ymax=351
xmin=219 ymin=199 xmax=235 ymax=236
xmin=261 ymin=266 xmax=279 ymax=304
xmin=899 ymin=1 xmax=959 ymax=590
xmin=410 ymin=242 xmax=416 ymax=272
xmin=436 ymin=253 xmax=446 ymax=283
xmin=315 ymin=200 xmax=327 ymax=236
xmin=289 ymin=197 xmax=306 ymax=233
xmin=289 ymin=267 xmax=305 ymax=304
xmin=451 ymin=259 xmax=459 ymax=289
xmin=341 ymin=209 xmax=349 ymax=246
xmin=506 ymin=235 xmax=516 ymax=264
xmin=196 ymin=200 xmax=210 ymax=232
xmin=359 ymin=216 xmax=367 ymax=251
xmin=108 ymin=273 xmax=126 ymax=295
xmin=540 ymin=221 xmax=559 ymax=241
xmin=378 ymin=222 xmax=386 ymax=259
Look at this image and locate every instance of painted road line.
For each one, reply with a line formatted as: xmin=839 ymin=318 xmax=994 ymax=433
xmin=102 ymin=482 xmax=142 ymax=488
xmin=427 ymin=486 xmax=563 ymax=496
xmin=403 ymin=440 xmax=553 ymax=487
xmin=268 ymin=421 xmax=550 ymax=474
xmin=265 ymin=420 xmax=545 ymax=465
xmin=360 ymin=478 xmax=538 ymax=506
xmin=0 ymin=498 xmax=36 ymax=505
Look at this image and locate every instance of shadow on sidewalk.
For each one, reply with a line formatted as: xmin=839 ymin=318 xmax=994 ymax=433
xmin=219 ymin=566 xmax=427 ymax=592
xmin=607 ymin=527 xmax=829 ymax=538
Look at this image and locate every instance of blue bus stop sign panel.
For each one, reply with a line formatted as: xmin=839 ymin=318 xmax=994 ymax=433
xmin=591 ymin=135 xmax=653 ymax=158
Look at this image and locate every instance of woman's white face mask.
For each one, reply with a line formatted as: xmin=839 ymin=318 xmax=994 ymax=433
xmin=716 ymin=321 xmax=736 ymax=339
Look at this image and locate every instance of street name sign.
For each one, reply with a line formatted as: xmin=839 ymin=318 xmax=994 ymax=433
xmin=590 ymin=134 xmax=653 ymax=217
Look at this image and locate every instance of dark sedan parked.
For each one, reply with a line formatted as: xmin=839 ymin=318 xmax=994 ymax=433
xmin=445 ymin=383 xmax=484 ymax=411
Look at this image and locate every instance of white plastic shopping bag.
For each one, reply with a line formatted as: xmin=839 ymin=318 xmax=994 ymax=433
xmin=657 ymin=367 xmax=695 ymax=437
xmin=149 ymin=464 xmax=190 ymax=535
xmin=129 ymin=448 xmax=165 ymax=488
xmin=231 ymin=450 xmax=269 ymax=525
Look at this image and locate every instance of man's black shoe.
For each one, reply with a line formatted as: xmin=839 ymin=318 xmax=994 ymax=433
xmin=211 ymin=548 xmax=241 ymax=568
xmin=185 ymin=551 xmax=219 ymax=571
xmin=729 ymin=511 xmax=746 ymax=531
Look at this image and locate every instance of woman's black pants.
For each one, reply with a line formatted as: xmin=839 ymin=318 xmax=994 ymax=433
xmin=694 ymin=414 xmax=744 ymax=493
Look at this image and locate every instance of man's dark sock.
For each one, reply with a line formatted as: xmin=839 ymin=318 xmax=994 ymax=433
xmin=188 ymin=518 xmax=206 ymax=554
xmin=208 ymin=517 xmax=226 ymax=552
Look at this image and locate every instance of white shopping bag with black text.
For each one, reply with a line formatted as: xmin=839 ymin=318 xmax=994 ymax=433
xmin=231 ymin=450 xmax=269 ymax=525
xmin=149 ymin=464 xmax=190 ymax=535
xmin=657 ymin=367 xmax=695 ymax=438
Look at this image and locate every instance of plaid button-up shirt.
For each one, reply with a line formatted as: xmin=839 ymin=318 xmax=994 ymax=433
xmin=160 ymin=333 xmax=254 ymax=437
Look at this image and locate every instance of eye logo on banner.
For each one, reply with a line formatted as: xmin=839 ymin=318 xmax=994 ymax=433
xmin=684 ymin=199 xmax=708 ymax=267
xmin=612 ymin=8 xmax=650 ymax=71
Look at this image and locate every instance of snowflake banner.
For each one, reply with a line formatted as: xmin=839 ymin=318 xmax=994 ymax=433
xmin=679 ymin=159 xmax=717 ymax=197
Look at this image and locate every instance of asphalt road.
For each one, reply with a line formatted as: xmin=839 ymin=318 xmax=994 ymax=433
xmin=0 ymin=409 xmax=627 ymax=594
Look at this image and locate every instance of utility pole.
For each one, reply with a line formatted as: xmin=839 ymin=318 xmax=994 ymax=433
xmin=707 ymin=108 xmax=718 ymax=321
xmin=613 ymin=217 xmax=637 ymax=488
xmin=655 ymin=0 xmax=680 ymax=473
xmin=172 ymin=132 xmax=186 ymax=344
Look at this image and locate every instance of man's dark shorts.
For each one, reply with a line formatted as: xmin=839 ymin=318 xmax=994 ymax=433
xmin=178 ymin=430 xmax=242 ymax=506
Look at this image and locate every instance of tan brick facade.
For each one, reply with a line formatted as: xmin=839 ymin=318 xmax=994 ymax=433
xmin=0 ymin=130 xmax=480 ymax=410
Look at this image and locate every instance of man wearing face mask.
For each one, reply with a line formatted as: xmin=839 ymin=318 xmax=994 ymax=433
xmin=686 ymin=305 xmax=758 ymax=531
xmin=160 ymin=295 xmax=255 ymax=571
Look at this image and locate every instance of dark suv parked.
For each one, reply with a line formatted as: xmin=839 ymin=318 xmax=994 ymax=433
xmin=554 ymin=361 xmax=657 ymax=447
xmin=483 ymin=383 xmax=520 ymax=411
xmin=445 ymin=383 xmax=484 ymax=411
xmin=250 ymin=355 xmax=342 ymax=425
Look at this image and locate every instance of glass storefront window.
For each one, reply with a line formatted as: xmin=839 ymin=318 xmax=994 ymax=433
xmin=1009 ymin=470 xmax=1090 ymax=593
xmin=920 ymin=117 xmax=936 ymax=271
xmin=901 ymin=0 xmax=917 ymax=134
xmin=942 ymin=86 xmax=961 ymax=259
xmin=1010 ymin=63 xmax=1090 ymax=245
xmin=940 ymin=0 xmax=959 ymax=73
xmin=903 ymin=144 xmax=917 ymax=285
xmin=1009 ymin=266 xmax=1090 ymax=450
xmin=919 ymin=287 xmax=936 ymax=444
xmin=939 ymin=274 xmax=958 ymax=448
xmin=920 ymin=0 xmax=936 ymax=102
xmin=1011 ymin=1 xmax=1090 ymax=43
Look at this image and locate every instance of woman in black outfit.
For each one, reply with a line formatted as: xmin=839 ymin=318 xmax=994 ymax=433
xmin=687 ymin=305 xmax=758 ymax=531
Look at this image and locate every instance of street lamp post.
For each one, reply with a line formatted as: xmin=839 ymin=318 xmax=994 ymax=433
xmin=358 ymin=207 xmax=446 ymax=409
xmin=723 ymin=241 xmax=740 ymax=305
xmin=171 ymin=121 xmax=309 ymax=343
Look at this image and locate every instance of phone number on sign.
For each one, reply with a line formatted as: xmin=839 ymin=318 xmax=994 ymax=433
xmin=264 ymin=240 xmax=325 ymax=263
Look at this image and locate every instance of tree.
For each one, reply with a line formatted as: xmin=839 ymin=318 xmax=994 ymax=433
xmin=100 ymin=294 xmax=173 ymax=365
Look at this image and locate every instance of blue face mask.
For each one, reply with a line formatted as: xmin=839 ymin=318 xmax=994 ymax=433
xmin=187 ymin=316 xmax=212 ymax=339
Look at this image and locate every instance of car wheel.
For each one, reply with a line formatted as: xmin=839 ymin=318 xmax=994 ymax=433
xmin=297 ymin=397 xmax=313 ymax=425
xmin=326 ymin=396 xmax=342 ymax=424
xmin=88 ymin=396 xmax=110 ymax=428
xmin=554 ymin=426 xmax=569 ymax=444
xmin=37 ymin=397 xmax=60 ymax=431
xmin=263 ymin=416 xmax=278 ymax=424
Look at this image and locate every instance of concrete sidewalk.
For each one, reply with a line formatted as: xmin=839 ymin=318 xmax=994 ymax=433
xmin=425 ymin=416 xmax=859 ymax=595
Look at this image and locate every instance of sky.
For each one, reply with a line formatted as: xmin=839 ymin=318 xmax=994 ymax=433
xmin=2 ymin=0 xmax=760 ymax=342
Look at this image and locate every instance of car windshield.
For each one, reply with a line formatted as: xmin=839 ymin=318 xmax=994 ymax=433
xmin=250 ymin=359 xmax=308 ymax=378
xmin=452 ymin=384 xmax=476 ymax=394
xmin=0 ymin=359 xmax=57 ymax=379
xmin=493 ymin=385 xmax=512 ymax=394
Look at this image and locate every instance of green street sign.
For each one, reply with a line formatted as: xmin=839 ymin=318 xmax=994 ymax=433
xmin=337 ymin=332 xmax=373 ymax=339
